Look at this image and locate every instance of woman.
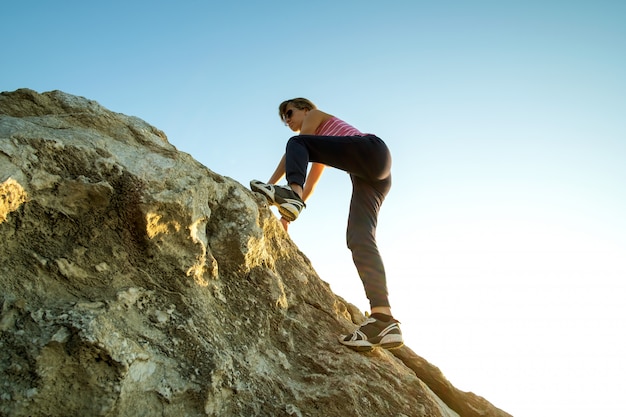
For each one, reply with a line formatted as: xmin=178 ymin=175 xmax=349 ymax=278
xmin=250 ymin=98 xmax=403 ymax=351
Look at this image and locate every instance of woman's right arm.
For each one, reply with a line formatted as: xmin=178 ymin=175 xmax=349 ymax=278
xmin=268 ymin=153 xmax=286 ymax=184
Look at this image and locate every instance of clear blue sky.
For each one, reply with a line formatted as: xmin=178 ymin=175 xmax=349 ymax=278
xmin=3 ymin=1 xmax=625 ymax=415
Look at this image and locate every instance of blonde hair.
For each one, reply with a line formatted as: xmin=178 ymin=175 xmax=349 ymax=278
xmin=278 ymin=98 xmax=317 ymax=120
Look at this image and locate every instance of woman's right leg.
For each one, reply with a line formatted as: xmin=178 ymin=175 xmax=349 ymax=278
xmin=285 ymin=134 xmax=391 ymax=186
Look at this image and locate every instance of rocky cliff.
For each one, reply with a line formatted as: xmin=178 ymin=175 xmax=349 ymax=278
xmin=0 ymin=89 xmax=511 ymax=417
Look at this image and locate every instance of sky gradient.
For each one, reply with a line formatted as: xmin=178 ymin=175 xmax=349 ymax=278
xmin=3 ymin=1 xmax=625 ymax=415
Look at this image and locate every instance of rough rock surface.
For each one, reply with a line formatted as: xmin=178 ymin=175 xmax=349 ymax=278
xmin=0 ymin=89 xmax=512 ymax=417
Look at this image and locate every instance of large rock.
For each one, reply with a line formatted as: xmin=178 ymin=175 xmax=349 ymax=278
xmin=0 ymin=89 xmax=511 ymax=417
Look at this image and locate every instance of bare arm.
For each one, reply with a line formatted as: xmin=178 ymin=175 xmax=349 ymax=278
xmin=268 ymin=153 xmax=286 ymax=184
xmin=302 ymin=162 xmax=325 ymax=201
xmin=297 ymin=109 xmax=331 ymax=200
xmin=268 ymin=109 xmax=331 ymax=203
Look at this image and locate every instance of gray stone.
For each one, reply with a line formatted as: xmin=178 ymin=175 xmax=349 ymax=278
xmin=0 ymin=89 xmax=511 ymax=417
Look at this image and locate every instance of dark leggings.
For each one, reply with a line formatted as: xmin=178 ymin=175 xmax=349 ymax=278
xmin=285 ymin=134 xmax=392 ymax=308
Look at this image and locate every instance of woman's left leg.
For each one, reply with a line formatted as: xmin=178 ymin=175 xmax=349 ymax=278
xmin=346 ymin=174 xmax=392 ymax=309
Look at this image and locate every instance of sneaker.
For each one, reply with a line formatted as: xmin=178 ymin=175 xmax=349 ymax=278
xmin=250 ymin=180 xmax=305 ymax=222
xmin=339 ymin=316 xmax=404 ymax=352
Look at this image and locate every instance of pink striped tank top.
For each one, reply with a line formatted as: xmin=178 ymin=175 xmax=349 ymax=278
xmin=315 ymin=116 xmax=365 ymax=136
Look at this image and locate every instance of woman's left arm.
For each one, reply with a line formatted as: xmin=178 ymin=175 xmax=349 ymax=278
xmin=298 ymin=109 xmax=331 ymax=201
xmin=302 ymin=163 xmax=325 ymax=201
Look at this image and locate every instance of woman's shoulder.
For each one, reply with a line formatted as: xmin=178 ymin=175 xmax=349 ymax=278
xmin=301 ymin=109 xmax=335 ymax=134
xmin=309 ymin=109 xmax=334 ymax=120
xmin=308 ymin=109 xmax=334 ymax=126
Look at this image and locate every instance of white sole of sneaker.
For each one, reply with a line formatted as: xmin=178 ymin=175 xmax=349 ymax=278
xmin=250 ymin=180 xmax=277 ymax=204
xmin=278 ymin=202 xmax=301 ymax=222
xmin=338 ymin=333 xmax=404 ymax=352
xmin=251 ymin=180 xmax=304 ymax=221
xmin=380 ymin=334 xmax=404 ymax=350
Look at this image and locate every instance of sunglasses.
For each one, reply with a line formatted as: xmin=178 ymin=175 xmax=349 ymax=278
xmin=282 ymin=109 xmax=294 ymax=121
